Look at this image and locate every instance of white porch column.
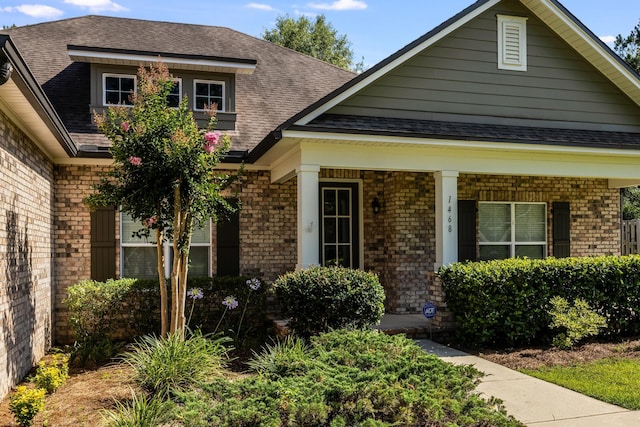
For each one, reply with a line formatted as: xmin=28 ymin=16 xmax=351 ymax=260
xmin=296 ymin=164 xmax=320 ymax=269
xmin=435 ymin=170 xmax=459 ymax=269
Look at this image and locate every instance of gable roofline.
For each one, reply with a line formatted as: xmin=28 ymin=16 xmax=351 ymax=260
xmin=68 ymin=45 xmax=257 ymax=74
xmin=281 ymin=0 xmax=640 ymax=131
xmin=0 ymin=35 xmax=76 ymax=158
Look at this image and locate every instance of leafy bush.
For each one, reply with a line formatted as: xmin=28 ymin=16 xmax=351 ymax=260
xmin=9 ymin=386 xmax=46 ymax=427
xmin=101 ymin=390 xmax=173 ymax=427
xmin=33 ymin=353 xmax=69 ymax=394
xmin=177 ymin=330 xmax=523 ymax=426
xmin=120 ymin=330 xmax=230 ymax=397
xmin=273 ymin=266 xmax=385 ymax=337
xmin=66 ymin=276 xmax=268 ymax=350
xmin=440 ymin=256 xmax=640 ymax=348
xmin=549 ymin=297 xmax=607 ymax=349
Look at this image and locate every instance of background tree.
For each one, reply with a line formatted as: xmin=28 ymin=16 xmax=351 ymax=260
xmin=614 ymin=19 xmax=640 ymax=72
xmin=615 ymin=20 xmax=640 ymax=219
xmin=262 ymin=14 xmax=355 ymax=70
xmin=87 ymin=62 xmax=235 ymax=337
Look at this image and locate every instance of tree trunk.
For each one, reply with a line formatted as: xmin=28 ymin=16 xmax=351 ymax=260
xmin=156 ymin=228 xmax=169 ymax=337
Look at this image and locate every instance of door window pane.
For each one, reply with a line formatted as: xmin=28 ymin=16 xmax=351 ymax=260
xmin=337 ymin=189 xmax=350 ymax=215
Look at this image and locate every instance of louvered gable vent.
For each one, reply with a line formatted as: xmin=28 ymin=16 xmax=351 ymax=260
xmin=498 ymin=15 xmax=528 ymax=71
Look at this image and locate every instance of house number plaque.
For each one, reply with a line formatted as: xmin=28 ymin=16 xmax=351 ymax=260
xmin=448 ymin=195 xmax=453 ymax=233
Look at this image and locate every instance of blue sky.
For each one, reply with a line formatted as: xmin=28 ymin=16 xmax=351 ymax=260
xmin=1 ymin=0 xmax=638 ymax=66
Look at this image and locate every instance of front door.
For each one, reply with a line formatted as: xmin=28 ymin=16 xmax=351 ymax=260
xmin=319 ymin=182 xmax=360 ymax=268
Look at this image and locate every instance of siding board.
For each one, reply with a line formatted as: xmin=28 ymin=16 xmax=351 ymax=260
xmin=333 ymin=1 xmax=640 ymax=131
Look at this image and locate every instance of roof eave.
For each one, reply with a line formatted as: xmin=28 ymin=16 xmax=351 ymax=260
xmin=0 ymin=35 xmax=77 ymax=158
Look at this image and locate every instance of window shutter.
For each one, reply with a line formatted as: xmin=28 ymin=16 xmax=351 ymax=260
xmin=90 ymin=206 xmax=116 ymax=281
xmin=553 ymin=202 xmax=571 ymax=258
xmin=217 ymin=199 xmax=240 ymax=276
xmin=498 ymin=15 xmax=527 ymax=71
xmin=458 ymin=200 xmax=477 ymax=262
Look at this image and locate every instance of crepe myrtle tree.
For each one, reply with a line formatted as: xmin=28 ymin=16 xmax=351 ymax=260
xmin=87 ymin=61 xmax=235 ymax=338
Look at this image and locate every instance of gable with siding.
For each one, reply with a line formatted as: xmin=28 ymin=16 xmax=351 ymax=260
xmin=327 ymin=0 xmax=640 ymax=133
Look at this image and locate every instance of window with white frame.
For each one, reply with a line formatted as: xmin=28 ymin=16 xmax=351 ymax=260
xmin=194 ymin=80 xmax=224 ymax=111
xmin=120 ymin=212 xmax=211 ymax=278
xmin=497 ymin=15 xmax=528 ymax=72
xmin=478 ymin=202 xmax=546 ymax=260
xmin=103 ymin=73 xmax=136 ymax=105
xmin=167 ymin=79 xmax=182 ymax=108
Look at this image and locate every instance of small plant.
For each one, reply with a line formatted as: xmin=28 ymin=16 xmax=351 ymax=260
xmin=120 ymin=330 xmax=230 ymax=397
xmin=273 ymin=266 xmax=385 ymax=337
xmin=9 ymin=386 xmax=46 ymax=427
xmin=101 ymin=389 xmax=173 ymax=427
xmin=549 ymin=296 xmax=607 ymax=349
xmin=247 ymin=335 xmax=311 ymax=378
xmin=33 ymin=353 xmax=69 ymax=394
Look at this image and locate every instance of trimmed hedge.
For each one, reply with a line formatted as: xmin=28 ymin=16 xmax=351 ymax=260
xmin=273 ymin=266 xmax=385 ymax=337
xmin=67 ymin=276 xmax=268 ymax=343
xmin=439 ymin=256 xmax=640 ymax=348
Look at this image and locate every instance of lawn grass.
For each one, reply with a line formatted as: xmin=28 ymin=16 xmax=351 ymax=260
xmin=521 ymin=358 xmax=640 ymax=409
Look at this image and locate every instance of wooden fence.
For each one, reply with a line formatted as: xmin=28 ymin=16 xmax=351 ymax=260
xmin=622 ymin=219 xmax=640 ymax=255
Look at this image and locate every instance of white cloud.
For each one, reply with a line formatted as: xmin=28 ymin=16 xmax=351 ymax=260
xmin=1 ymin=4 xmax=64 ymax=19
xmin=246 ymin=3 xmax=276 ymax=11
xmin=63 ymin=0 xmax=127 ymax=12
xmin=308 ymin=0 xmax=367 ymax=11
xmin=600 ymin=35 xmax=616 ymax=45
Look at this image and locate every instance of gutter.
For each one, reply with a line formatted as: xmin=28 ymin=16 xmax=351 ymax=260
xmin=78 ymin=144 xmax=250 ymax=164
xmin=0 ymin=34 xmax=77 ymax=157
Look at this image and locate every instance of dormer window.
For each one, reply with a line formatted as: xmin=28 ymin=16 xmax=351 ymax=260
xmin=103 ymin=73 xmax=136 ymax=105
xmin=497 ymin=15 xmax=528 ymax=72
xmin=194 ymin=80 xmax=225 ymax=111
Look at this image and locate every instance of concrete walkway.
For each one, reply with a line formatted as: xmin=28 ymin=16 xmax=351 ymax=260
xmin=378 ymin=314 xmax=640 ymax=426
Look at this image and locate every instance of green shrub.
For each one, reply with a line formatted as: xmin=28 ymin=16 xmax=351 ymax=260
xmin=120 ymin=330 xmax=230 ymax=397
xmin=33 ymin=353 xmax=69 ymax=394
xmin=101 ymin=390 xmax=173 ymax=427
xmin=439 ymin=256 xmax=640 ymax=348
xmin=178 ymin=330 xmax=523 ymax=426
xmin=66 ymin=276 xmax=267 ymax=352
xmin=549 ymin=297 xmax=607 ymax=349
xmin=9 ymin=386 xmax=46 ymax=427
xmin=273 ymin=266 xmax=385 ymax=337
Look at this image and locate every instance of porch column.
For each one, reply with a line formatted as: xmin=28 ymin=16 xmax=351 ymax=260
xmin=297 ymin=164 xmax=320 ymax=269
xmin=434 ymin=170 xmax=459 ymax=269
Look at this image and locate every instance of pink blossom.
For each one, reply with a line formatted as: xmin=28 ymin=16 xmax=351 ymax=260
xmin=121 ymin=121 xmax=130 ymax=132
xmin=128 ymin=156 xmax=142 ymax=166
xmin=203 ymin=143 xmax=215 ymax=153
xmin=144 ymin=216 xmax=157 ymax=227
xmin=204 ymin=131 xmax=220 ymax=145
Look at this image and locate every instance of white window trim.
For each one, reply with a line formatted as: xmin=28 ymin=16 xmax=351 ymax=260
xmin=120 ymin=212 xmax=211 ymax=278
xmin=479 ymin=201 xmax=547 ymax=258
xmin=103 ymin=73 xmax=137 ymax=106
xmin=193 ymin=79 xmax=225 ymax=112
xmin=497 ymin=15 xmax=528 ymax=72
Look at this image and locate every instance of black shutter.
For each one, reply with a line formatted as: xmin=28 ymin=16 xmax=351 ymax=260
xmin=458 ymin=200 xmax=477 ymax=262
xmin=217 ymin=199 xmax=240 ymax=276
xmin=553 ymin=202 xmax=571 ymax=258
xmin=90 ymin=206 xmax=116 ymax=281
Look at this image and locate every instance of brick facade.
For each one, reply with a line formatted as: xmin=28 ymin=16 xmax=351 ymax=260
xmin=49 ymin=166 xmax=623 ymax=342
xmin=0 ymin=110 xmax=55 ymax=399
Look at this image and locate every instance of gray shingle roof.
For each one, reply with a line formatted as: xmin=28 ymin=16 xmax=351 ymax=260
xmin=301 ymin=114 xmax=640 ymax=149
xmin=3 ymin=15 xmax=355 ymax=154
